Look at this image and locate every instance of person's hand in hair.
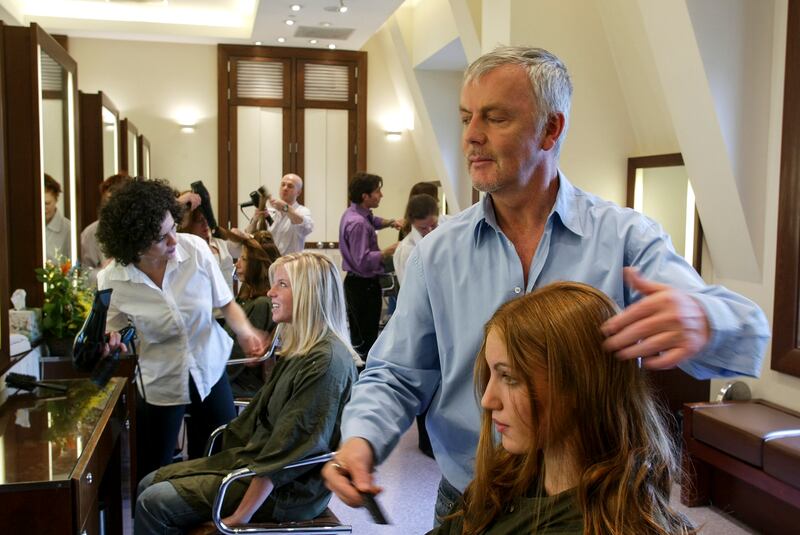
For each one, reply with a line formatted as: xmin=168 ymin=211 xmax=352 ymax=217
xmin=177 ymin=191 xmax=201 ymax=211
xmin=601 ymin=267 xmax=710 ymax=369
xmin=268 ymin=196 xmax=290 ymax=213
xmin=229 ymin=227 xmax=249 ymax=239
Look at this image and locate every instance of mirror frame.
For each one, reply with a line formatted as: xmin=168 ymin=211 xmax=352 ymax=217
xmin=120 ymin=118 xmax=139 ymax=176
xmin=137 ymin=134 xmax=151 ymax=178
xmin=3 ymin=23 xmax=80 ymax=307
xmin=79 ymin=91 xmax=119 ymax=228
xmin=626 ymin=153 xmax=703 ymax=274
xmin=0 ymin=21 xmax=9 ymax=371
xmin=772 ymin=0 xmax=800 ymax=378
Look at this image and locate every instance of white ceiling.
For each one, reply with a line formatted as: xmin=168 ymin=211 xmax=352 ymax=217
xmin=0 ymin=0 xmax=405 ymax=49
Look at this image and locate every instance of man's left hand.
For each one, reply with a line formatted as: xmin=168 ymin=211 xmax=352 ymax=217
xmin=601 ymin=267 xmax=710 ymax=370
xmin=268 ymin=197 xmax=289 ymax=213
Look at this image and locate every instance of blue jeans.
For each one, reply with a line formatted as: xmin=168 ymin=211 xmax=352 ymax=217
xmin=433 ymin=476 xmax=463 ymax=528
xmin=134 ymin=470 xmax=207 ymax=535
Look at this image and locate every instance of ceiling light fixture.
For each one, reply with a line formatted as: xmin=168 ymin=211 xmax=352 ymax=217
xmin=285 ymin=19 xmax=295 ymax=26
xmin=277 ymin=37 xmax=286 ymax=43
xmin=321 ymin=22 xmax=332 ymax=27
xmin=255 ymin=41 xmax=262 ymax=45
xmin=328 ymin=43 xmax=336 ymax=49
xmin=338 ymin=0 xmax=348 ymax=13
xmin=309 ymin=39 xmax=318 ymax=44
xmin=290 ymin=4 xmax=302 ymax=11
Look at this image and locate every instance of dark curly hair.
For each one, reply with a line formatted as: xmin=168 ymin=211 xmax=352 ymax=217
xmin=96 ymin=178 xmax=184 ymax=265
xmin=347 ymin=172 xmax=383 ymax=204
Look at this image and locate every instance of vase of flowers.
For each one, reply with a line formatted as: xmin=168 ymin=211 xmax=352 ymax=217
xmin=35 ymin=254 xmax=93 ymax=357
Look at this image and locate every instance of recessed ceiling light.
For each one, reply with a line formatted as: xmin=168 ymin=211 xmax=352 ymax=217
xmin=309 ymin=39 xmax=318 ymax=44
xmin=255 ymin=41 xmax=262 ymax=45
xmin=290 ymin=4 xmax=301 ymax=11
xmin=321 ymin=22 xmax=332 ymax=27
xmin=328 ymin=43 xmax=336 ymax=49
xmin=285 ymin=19 xmax=295 ymax=26
xmin=277 ymin=37 xmax=286 ymax=43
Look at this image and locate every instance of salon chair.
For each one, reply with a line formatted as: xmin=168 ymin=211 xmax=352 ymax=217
xmin=191 ymin=426 xmax=351 ymax=534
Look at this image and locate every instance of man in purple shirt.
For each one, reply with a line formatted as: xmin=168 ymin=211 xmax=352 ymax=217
xmin=339 ymin=172 xmax=402 ymax=361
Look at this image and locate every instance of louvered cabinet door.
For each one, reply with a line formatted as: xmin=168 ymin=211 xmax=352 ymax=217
xmin=296 ymin=60 xmax=354 ymax=245
xmin=236 ymin=105 xmax=284 ymax=229
xmin=220 ymin=48 xmax=366 ymax=234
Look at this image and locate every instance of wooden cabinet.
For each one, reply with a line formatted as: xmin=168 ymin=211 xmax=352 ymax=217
xmin=0 ymin=378 xmax=128 ymax=534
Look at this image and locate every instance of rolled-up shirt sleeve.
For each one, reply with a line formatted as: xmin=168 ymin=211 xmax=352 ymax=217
xmin=625 ymin=217 xmax=770 ymax=379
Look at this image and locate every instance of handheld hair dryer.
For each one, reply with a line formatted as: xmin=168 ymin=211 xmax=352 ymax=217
xmin=73 ymin=289 xmax=136 ymax=388
xmin=190 ymin=180 xmax=220 ymax=234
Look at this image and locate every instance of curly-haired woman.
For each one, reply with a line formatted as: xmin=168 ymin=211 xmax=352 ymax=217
xmin=96 ymin=178 xmax=268 ymax=484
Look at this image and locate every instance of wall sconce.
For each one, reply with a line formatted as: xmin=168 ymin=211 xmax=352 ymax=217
xmin=175 ymin=107 xmax=200 ymax=134
xmin=385 ymin=130 xmax=402 ymax=142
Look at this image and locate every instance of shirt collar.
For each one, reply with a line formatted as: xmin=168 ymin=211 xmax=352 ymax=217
xmin=46 ymin=212 xmax=66 ymax=232
xmin=350 ymin=202 xmax=373 ymax=218
xmin=471 ymin=171 xmax=588 ymax=246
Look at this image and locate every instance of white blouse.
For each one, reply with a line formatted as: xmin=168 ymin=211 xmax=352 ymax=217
xmin=98 ymin=233 xmax=234 ymax=406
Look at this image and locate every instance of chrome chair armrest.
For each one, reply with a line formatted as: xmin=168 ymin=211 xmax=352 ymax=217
xmin=211 ymin=452 xmax=350 ymax=534
xmin=205 ymin=423 xmax=229 ymax=457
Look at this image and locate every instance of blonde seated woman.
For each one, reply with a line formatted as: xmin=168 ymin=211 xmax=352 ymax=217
xmin=134 ymin=252 xmax=358 ymax=534
xmin=431 ymin=282 xmax=696 ymax=535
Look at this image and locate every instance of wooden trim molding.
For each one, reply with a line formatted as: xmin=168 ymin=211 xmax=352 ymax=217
xmin=772 ymin=0 xmax=800 ymax=378
xmin=217 ymin=44 xmax=367 ymax=230
xmin=625 ymin=153 xmax=703 ymax=274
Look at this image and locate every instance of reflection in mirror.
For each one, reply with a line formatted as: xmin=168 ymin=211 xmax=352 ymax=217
xmin=127 ymin=127 xmax=138 ymax=176
xmin=138 ymin=135 xmax=151 ymax=178
xmin=102 ymin=106 xmax=118 ymax=179
xmin=39 ymin=48 xmax=77 ymax=265
xmin=627 ymin=154 xmax=703 ymax=274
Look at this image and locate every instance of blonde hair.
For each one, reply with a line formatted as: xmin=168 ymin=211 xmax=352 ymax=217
xmin=269 ymin=252 xmax=356 ymax=360
xmin=461 ymin=282 xmax=695 ymax=535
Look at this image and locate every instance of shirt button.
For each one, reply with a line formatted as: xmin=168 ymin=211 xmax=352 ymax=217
xmin=514 ymin=287 xmax=522 ymax=294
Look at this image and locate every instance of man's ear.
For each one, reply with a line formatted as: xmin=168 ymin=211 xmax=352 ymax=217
xmin=540 ymin=112 xmax=565 ymax=152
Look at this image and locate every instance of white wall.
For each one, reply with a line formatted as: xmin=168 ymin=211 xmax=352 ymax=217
xmin=361 ymin=33 xmax=425 ymax=249
xmin=509 ymin=0 xmax=635 ymax=205
xmin=70 ymin=38 xmax=218 ymax=206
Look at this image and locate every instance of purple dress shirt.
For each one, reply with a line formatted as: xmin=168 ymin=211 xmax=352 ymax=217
xmin=339 ymin=203 xmax=386 ymax=278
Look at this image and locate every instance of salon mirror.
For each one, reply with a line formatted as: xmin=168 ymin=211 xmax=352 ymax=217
xmin=120 ymin=118 xmax=139 ymax=176
xmin=138 ymin=134 xmax=151 ymax=178
xmin=627 ymin=153 xmax=703 ymax=274
xmin=40 ymin=47 xmax=77 ymax=265
xmin=102 ymin=105 xmax=118 ymax=179
xmin=80 ymin=91 xmax=120 ymax=229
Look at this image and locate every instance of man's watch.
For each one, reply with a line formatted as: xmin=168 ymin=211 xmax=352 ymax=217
xmin=282 ymin=204 xmax=289 ymax=213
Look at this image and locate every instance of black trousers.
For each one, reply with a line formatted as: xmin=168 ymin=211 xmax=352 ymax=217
xmin=344 ymin=272 xmax=382 ymax=359
xmin=135 ymin=372 xmax=235 ymax=485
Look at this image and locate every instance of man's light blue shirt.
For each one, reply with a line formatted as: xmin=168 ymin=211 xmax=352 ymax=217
xmin=340 ymin=173 xmax=769 ymax=492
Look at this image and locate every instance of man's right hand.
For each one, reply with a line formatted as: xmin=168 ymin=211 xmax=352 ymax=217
xmin=322 ymin=437 xmax=381 ymax=507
